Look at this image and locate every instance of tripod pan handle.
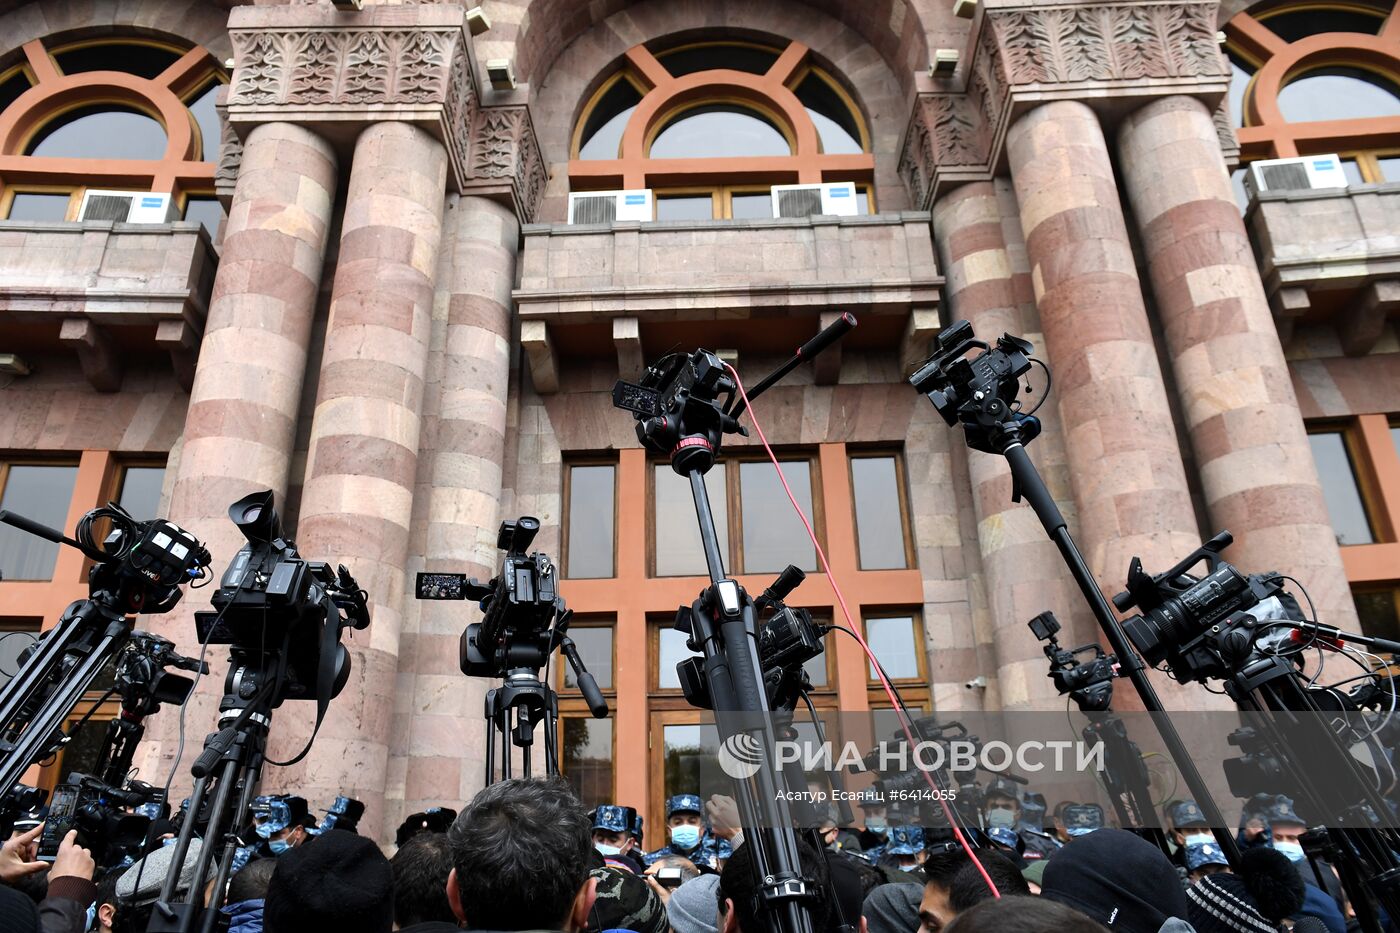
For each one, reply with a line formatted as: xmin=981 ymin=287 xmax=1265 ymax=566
xmin=576 ymin=671 xmax=609 ymax=719
xmin=796 ymin=312 xmax=856 ymax=361
xmin=0 ymin=510 xmax=71 ymax=546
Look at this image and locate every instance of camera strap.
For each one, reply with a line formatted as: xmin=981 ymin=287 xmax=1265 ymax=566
xmin=265 ymin=596 xmax=340 ymax=768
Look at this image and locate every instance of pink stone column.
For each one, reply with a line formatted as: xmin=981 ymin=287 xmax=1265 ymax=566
xmin=135 ymin=123 xmax=338 ymax=785
xmin=260 ymin=122 xmax=448 ymax=838
xmin=386 ymin=194 xmax=519 ymax=831
xmin=933 ymin=179 xmax=1093 ymax=710
xmin=1006 ymin=101 xmax=1207 ymax=707
xmin=1117 ymin=96 xmax=1358 ymax=627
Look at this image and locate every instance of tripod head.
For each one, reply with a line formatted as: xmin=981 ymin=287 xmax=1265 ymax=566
xmin=113 ymin=632 xmax=208 ymax=718
xmin=909 ymin=320 xmax=1043 ymax=454
xmin=1027 ymin=611 xmax=1117 ymax=712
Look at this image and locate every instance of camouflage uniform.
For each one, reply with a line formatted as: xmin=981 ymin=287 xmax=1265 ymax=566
xmin=642 ymin=794 xmax=733 ymax=870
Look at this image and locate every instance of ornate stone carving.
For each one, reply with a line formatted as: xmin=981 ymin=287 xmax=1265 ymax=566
xmin=213 ymin=90 xmax=241 ymax=207
xmin=468 ymin=105 xmax=546 ymax=222
xmin=1214 ymin=97 xmax=1240 ymax=170
xmin=229 ymin=29 xmax=456 ymax=107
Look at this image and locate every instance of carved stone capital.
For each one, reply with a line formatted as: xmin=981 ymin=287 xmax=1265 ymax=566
xmin=465 ymin=105 xmax=547 ymax=224
xmin=225 ymin=5 xmax=478 ymax=196
xmin=898 ymin=0 xmax=1231 ymax=206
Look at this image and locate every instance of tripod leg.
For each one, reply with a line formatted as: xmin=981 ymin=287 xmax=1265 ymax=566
xmin=198 ymin=750 xmax=263 ymax=933
xmin=543 ymin=695 xmax=558 ymax=778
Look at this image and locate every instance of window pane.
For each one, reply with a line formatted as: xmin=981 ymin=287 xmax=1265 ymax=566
xmin=1391 ymin=424 xmax=1400 ymax=458
xmin=1307 ymin=432 xmax=1375 ymax=545
xmin=795 ymin=72 xmax=863 ymax=155
xmin=1277 ymin=68 xmax=1400 ymax=123
xmin=566 ymin=465 xmax=615 ymax=578
xmin=28 ymin=106 xmax=168 ymax=160
xmin=1380 ymin=157 xmax=1400 ymax=183
xmin=0 ymin=70 xmax=32 ymax=116
xmin=0 ymin=621 xmax=40 ymax=690
xmin=658 ymin=626 xmax=696 ymax=690
xmin=739 ymin=460 xmax=816 ymax=573
xmin=1353 ymin=590 xmax=1400 ymax=644
xmin=578 ymin=78 xmax=642 ymax=160
xmin=1341 ymin=158 xmax=1365 ymax=186
xmin=866 ymin=616 xmax=919 ymax=680
xmin=662 ymin=723 xmax=723 ymax=804
xmin=851 ymin=457 xmax=907 ymax=570
xmin=655 ymin=465 xmax=728 ymax=576
xmin=58 ymin=714 xmax=111 ymax=781
xmin=53 ymin=43 xmax=181 ymax=80
xmin=564 ymin=626 xmax=613 ymax=690
xmin=187 ymin=81 xmax=223 ymax=162
xmin=730 ymin=193 xmax=773 ymax=219
xmin=856 ymin=189 xmax=871 ymax=215
xmin=650 ymin=106 xmax=791 ymax=159
xmin=562 ymin=717 xmax=613 ymax=810
xmin=118 ymin=466 xmax=166 ymax=520
xmin=7 ymin=192 xmax=70 ymax=222
xmin=0 ymin=465 xmax=78 ymax=580
xmin=655 ymin=195 xmax=713 ymax=221
xmin=802 ymin=630 xmax=833 ymax=688
xmin=184 ymin=196 xmax=225 ymax=239
xmin=658 ymin=44 xmax=780 ymax=77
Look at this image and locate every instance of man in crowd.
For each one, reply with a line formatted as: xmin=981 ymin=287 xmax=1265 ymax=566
xmin=251 ymin=795 xmax=315 ymax=856
xmin=881 ymin=825 xmax=925 ymax=875
xmin=396 ymin=807 xmax=458 ymax=850
xmin=1040 ymin=828 xmax=1191 ymax=933
xmin=590 ymin=804 xmax=644 ymax=873
xmin=1166 ymin=800 xmax=1225 ymax=881
xmin=1061 ymin=803 xmax=1104 ymax=839
xmin=312 ymin=796 xmax=366 ymax=835
xmin=391 ymin=832 xmax=462 ymax=933
xmin=221 ymin=856 xmax=276 ymax=933
xmin=918 ymin=838 xmax=971 ymax=933
xmin=717 ymin=835 xmax=830 ymax=933
xmin=947 ymin=850 xmax=1030 ymax=914
xmin=856 ymin=796 xmax=890 ymax=855
xmin=980 ymin=779 xmax=1056 ymax=861
xmin=445 ymin=777 xmax=598 ymax=932
xmin=643 ymin=795 xmax=731 ymax=870
xmin=263 ymin=829 xmax=393 ymax=933
xmin=1263 ymin=798 xmax=1346 ymax=933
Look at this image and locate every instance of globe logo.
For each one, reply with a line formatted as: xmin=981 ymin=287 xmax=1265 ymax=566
xmin=717 ymin=732 xmax=765 ymax=779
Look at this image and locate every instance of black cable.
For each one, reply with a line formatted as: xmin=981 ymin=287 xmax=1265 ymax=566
xmin=62 ymin=683 xmax=118 ymax=740
xmin=1023 ymin=358 xmax=1052 ymax=418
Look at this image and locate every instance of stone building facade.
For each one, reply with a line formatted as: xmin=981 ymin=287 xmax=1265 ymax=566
xmin=0 ymin=0 xmax=1397 ymax=843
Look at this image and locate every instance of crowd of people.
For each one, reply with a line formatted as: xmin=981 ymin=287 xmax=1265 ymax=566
xmin=0 ymin=775 xmax=1376 ymax=933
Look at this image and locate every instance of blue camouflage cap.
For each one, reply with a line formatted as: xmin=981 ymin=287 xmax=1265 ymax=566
xmin=1169 ymin=800 xmax=1208 ymax=829
xmin=988 ymin=827 xmax=1020 ymax=850
xmin=1265 ymin=797 xmax=1304 ymax=827
xmin=630 ymin=813 xmax=644 ymax=842
xmin=592 ymin=804 xmax=634 ymax=834
xmin=666 ymin=794 xmax=704 ymax=819
xmin=885 ymin=824 xmax=924 ymax=855
xmin=1185 ymin=840 xmax=1229 ymax=872
xmin=310 ymin=796 xmax=365 ymax=835
xmin=1064 ymin=803 xmax=1104 ymax=836
xmin=252 ymin=796 xmax=291 ymax=837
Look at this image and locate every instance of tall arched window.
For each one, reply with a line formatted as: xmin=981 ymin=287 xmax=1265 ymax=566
xmin=0 ymin=36 xmax=228 ymax=236
xmin=1225 ymin=0 xmax=1400 ymax=202
xmin=570 ymin=38 xmax=875 ymax=219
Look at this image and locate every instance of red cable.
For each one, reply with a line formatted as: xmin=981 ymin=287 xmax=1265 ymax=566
xmin=724 ymin=363 xmax=1002 ymax=900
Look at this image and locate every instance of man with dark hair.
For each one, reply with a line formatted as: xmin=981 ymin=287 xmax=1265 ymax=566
xmin=446 ymin=776 xmax=598 ymax=932
xmin=391 ymin=832 xmax=459 ymax=932
xmin=918 ymin=841 xmax=970 ymax=933
xmin=222 ymin=857 xmax=277 ymax=933
xmin=717 ymin=835 xmax=830 ymax=933
xmin=947 ymin=851 xmax=1030 ymax=913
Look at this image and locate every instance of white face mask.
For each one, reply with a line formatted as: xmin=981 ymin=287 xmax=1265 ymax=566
xmin=986 ymin=807 xmax=1016 ymax=830
xmin=596 ymin=842 xmax=622 ymax=857
xmin=1273 ymin=840 xmax=1306 ymax=862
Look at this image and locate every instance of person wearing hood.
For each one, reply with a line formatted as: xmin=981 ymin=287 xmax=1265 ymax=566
xmin=1039 ymin=827 xmax=1192 ymax=933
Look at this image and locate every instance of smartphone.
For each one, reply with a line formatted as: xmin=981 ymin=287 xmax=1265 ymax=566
xmin=37 ymin=784 xmax=80 ymax=862
xmin=656 ymin=867 xmax=684 ymax=889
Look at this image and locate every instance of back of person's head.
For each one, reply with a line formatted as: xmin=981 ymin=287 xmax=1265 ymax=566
xmin=861 ymin=881 xmax=922 ymax=933
xmin=719 ymin=836 xmax=830 ymax=933
xmin=225 ymin=857 xmax=277 ymax=905
xmin=948 ymin=851 xmax=1030 ymax=912
xmin=825 ymin=853 xmax=866 ymax=933
xmin=94 ymin=866 xmax=123 ymax=932
xmin=264 ymin=829 xmax=394 ymax=933
xmin=1040 ymin=828 xmax=1187 ymax=933
xmin=588 ymin=866 xmax=668 ymax=933
xmin=447 ymin=776 xmax=595 ymax=931
xmin=945 ymin=896 xmax=1107 ymax=933
xmin=392 ymin=831 xmax=458 ymax=928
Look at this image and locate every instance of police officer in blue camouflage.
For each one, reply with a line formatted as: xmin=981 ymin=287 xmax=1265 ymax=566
xmin=1062 ymin=803 xmax=1104 ymax=838
xmin=230 ymin=794 xmax=315 ymax=874
xmin=642 ymin=794 xmax=732 ymax=870
xmin=1183 ymin=838 xmax=1229 ymax=882
xmin=982 ymin=777 xmax=1059 ymax=862
xmin=629 ymin=811 xmax=645 ymax=850
xmin=591 ymin=804 xmax=645 ymax=873
xmin=880 ymin=824 xmax=925 ymax=873
xmin=309 ymin=796 xmax=365 ymax=835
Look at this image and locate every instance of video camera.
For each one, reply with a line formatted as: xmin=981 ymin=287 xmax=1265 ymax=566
xmin=1111 ymin=531 xmax=1302 ymax=684
xmin=195 ymin=491 xmax=370 ymax=704
xmin=1028 ymin=611 xmax=1117 ymax=711
xmin=39 ymin=772 xmax=161 ymax=865
xmin=909 ymin=319 xmax=1042 ymax=454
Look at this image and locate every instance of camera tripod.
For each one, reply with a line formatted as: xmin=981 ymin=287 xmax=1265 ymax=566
xmin=615 ymin=313 xmax=857 ymax=933
xmin=147 ymin=653 xmax=283 ymax=933
xmin=0 ymin=509 xmax=205 ymax=799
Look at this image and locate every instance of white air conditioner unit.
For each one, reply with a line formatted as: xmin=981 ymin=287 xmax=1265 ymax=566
xmin=1246 ymin=154 xmax=1349 ymax=197
xmin=77 ymin=190 xmax=177 ymax=224
xmin=567 ymin=189 xmax=653 ymax=225
xmin=770 ymin=182 xmax=859 ymax=218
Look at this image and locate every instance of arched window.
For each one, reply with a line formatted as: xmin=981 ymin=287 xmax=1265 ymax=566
xmin=0 ymin=37 xmax=228 ymax=237
xmin=571 ymin=38 xmax=875 ymax=220
xmin=1224 ymin=1 xmax=1400 ymax=203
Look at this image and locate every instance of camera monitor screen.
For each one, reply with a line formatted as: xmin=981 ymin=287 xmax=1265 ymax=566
xmin=416 ymin=572 xmax=470 ymax=601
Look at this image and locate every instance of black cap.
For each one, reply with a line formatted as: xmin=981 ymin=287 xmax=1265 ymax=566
xmin=264 ymin=829 xmax=393 ymax=933
xmin=395 ymin=807 xmax=458 ymax=847
xmin=1040 ymin=828 xmax=1189 ymax=933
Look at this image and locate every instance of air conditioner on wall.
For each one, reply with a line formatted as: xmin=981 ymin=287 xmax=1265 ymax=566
xmin=770 ymin=182 xmax=859 ymax=218
xmin=1245 ymin=155 xmax=1349 ymax=197
xmin=77 ymin=190 xmax=177 ymax=224
xmin=567 ymin=189 xmax=653 ymax=224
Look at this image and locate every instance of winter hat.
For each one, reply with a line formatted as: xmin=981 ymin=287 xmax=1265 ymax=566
xmin=264 ymin=829 xmax=393 ymax=933
xmin=1187 ymin=873 xmax=1277 ymax=933
xmin=1040 ymin=828 xmax=1189 ymax=933
xmin=666 ymin=872 xmax=720 ymax=933
xmin=588 ymin=866 xmax=667 ymax=933
xmin=117 ymin=837 xmax=208 ymax=905
xmin=862 ymin=881 xmax=922 ymax=933
xmin=0 ymin=884 xmax=38 ymax=933
xmin=1237 ymin=846 xmax=1305 ymax=923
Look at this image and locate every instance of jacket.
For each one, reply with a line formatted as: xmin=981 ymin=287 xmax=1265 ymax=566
xmin=222 ymin=898 xmax=265 ymax=933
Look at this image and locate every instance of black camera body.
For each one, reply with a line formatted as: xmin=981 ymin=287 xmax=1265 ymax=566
xmin=1113 ymin=532 xmax=1299 ymax=683
xmin=416 ymin=517 xmax=564 ymax=678
xmin=613 ymin=349 xmax=746 ymax=474
xmin=38 ymin=772 xmax=159 ymax=864
xmin=1028 ymin=611 xmax=1117 ymax=711
xmin=87 ymin=508 xmax=210 ymax=616
xmin=194 ymin=492 xmax=369 ymax=705
xmin=909 ymin=320 xmax=1041 ymax=454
